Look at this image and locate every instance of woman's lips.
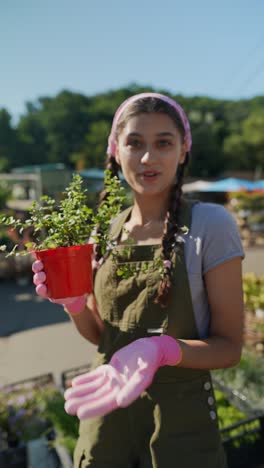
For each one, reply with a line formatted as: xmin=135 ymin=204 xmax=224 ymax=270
xmin=139 ymin=171 xmax=160 ymax=180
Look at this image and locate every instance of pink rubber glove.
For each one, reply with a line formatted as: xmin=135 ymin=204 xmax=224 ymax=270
xmin=64 ymin=335 xmax=182 ymax=419
xmin=32 ymin=260 xmax=86 ymax=314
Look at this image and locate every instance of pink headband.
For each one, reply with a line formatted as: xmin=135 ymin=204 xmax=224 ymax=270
xmin=107 ymin=92 xmax=192 ymax=156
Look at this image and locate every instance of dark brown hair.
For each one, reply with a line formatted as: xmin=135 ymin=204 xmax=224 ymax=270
xmin=95 ymin=97 xmax=190 ymax=306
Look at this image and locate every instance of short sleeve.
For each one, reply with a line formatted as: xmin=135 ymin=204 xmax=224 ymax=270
xmin=199 ymin=203 xmax=245 ymax=274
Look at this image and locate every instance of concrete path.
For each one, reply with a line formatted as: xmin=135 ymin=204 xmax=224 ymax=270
xmin=0 ymin=321 xmax=96 ymax=387
xmin=242 ymin=247 xmax=264 ymax=276
xmin=0 ymin=247 xmax=263 ymax=387
xmin=0 ymin=282 xmax=96 ymax=387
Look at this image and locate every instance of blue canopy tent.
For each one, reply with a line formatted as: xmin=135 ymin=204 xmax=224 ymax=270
xmin=202 ymin=178 xmax=255 ymax=192
xmin=252 ymin=180 xmax=264 ymax=191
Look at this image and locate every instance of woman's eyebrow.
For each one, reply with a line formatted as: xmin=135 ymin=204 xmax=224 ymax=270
xmin=126 ymin=131 xmax=176 ymax=137
xmin=156 ymin=132 xmax=176 ymax=137
xmin=126 ymin=132 xmax=142 ymax=137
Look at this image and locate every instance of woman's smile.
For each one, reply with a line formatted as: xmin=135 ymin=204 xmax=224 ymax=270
xmin=138 ymin=170 xmax=161 ymax=182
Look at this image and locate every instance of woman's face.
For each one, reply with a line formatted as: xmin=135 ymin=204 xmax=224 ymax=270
xmin=115 ymin=112 xmax=186 ymax=198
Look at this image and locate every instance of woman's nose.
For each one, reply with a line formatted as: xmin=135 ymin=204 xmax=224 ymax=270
xmin=140 ymin=148 xmax=155 ymax=163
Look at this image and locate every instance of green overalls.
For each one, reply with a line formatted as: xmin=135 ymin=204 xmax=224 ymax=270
xmin=74 ymin=201 xmax=227 ymax=468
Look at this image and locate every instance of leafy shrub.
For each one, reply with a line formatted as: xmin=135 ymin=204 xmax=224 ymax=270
xmin=0 ymin=171 xmax=126 ymax=256
xmin=243 ymin=273 xmax=264 ymax=312
xmin=213 ymin=350 xmax=264 ymax=411
xmin=216 ymin=389 xmax=248 ymax=428
xmin=232 ymin=192 xmax=264 ymax=212
xmin=0 ymin=381 xmax=78 ymax=456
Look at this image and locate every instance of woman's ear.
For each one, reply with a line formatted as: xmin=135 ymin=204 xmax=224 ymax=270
xmin=115 ymin=144 xmax=121 ymax=165
xmin=179 ymin=144 xmax=187 ymax=165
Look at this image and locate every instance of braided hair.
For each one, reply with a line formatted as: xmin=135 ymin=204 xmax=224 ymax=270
xmin=95 ymin=97 xmax=191 ymax=306
xmin=155 ymin=153 xmax=189 ymax=306
xmin=93 ymin=155 xmax=120 ymax=264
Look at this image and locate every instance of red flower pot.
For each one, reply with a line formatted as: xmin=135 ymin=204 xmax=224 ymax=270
xmin=35 ymin=244 xmax=93 ymax=299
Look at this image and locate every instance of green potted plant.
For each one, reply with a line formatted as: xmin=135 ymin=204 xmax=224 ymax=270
xmin=0 ymin=171 xmax=125 ymax=299
xmin=0 ymin=375 xmax=77 ymax=464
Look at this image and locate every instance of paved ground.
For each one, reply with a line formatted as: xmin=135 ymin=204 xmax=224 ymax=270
xmin=0 ymin=282 xmax=96 ymax=387
xmin=0 ymin=247 xmax=263 ymax=388
xmin=241 ymin=246 xmax=264 ymax=276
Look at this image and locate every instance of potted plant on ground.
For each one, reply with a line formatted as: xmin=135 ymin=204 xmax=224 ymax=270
xmin=0 ymin=171 xmax=125 ymax=299
xmin=0 ymin=374 xmax=77 ymax=466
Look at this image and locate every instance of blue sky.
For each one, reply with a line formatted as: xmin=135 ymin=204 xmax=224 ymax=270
xmin=1 ymin=0 xmax=264 ymax=120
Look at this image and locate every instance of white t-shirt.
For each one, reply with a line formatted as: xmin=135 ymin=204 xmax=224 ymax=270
xmin=184 ymin=202 xmax=244 ymax=338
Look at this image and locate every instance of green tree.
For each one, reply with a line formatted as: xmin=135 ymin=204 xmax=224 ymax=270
xmin=17 ymin=113 xmax=49 ymax=166
xmin=38 ymin=91 xmax=92 ymax=165
xmin=1 ymin=84 xmax=263 ymax=177
xmin=223 ymin=134 xmax=250 ymax=170
xmin=0 ymin=109 xmax=18 ymax=170
xmin=190 ymin=123 xmax=224 ymax=177
xmin=223 ymin=110 xmax=264 ymax=172
xmin=82 ymin=120 xmax=111 ymax=168
xmin=16 ymin=91 xmax=92 ymax=167
xmin=243 ymin=110 xmax=264 ymax=165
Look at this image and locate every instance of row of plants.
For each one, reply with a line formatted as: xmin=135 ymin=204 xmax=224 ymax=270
xmin=230 ymin=191 xmax=264 ymax=229
xmin=213 ymin=350 xmax=264 ymax=466
xmin=230 ymin=191 xmax=264 ymax=213
xmin=229 ymin=191 xmax=264 ymax=249
xmin=243 ymin=273 xmax=264 ymax=314
xmin=0 ymin=377 xmax=78 ymax=459
xmin=0 ymin=370 xmax=260 ymax=459
xmin=242 ymin=273 xmax=264 ymax=357
xmin=2 ymin=350 xmax=262 ymax=455
xmin=213 ymin=274 xmax=264 ymax=462
xmin=213 ymin=349 xmax=264 ymax=413
xmin=215 ymin=388 xmax=261 ymax=451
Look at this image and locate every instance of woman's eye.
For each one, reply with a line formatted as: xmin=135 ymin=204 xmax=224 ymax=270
xmin=128 ymin=139 xmax=141 ymax=148
xmin=158 ymin=140 xmax=171 ymax=147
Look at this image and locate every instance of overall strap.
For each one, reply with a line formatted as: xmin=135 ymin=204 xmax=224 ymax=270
xmin=109 ymin=206 xmax=133 ymax=241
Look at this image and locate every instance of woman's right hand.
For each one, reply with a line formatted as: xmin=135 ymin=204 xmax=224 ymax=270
xmin=32 ymin=260 xmax=87 ymax=314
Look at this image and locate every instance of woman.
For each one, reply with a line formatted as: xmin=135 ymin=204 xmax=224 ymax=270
xmin=33 ymin=93 xmax=244 ymax=467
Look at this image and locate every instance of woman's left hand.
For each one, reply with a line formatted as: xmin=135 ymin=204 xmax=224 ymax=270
xmin=64 ymin=335 xmax=181 ymax=419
